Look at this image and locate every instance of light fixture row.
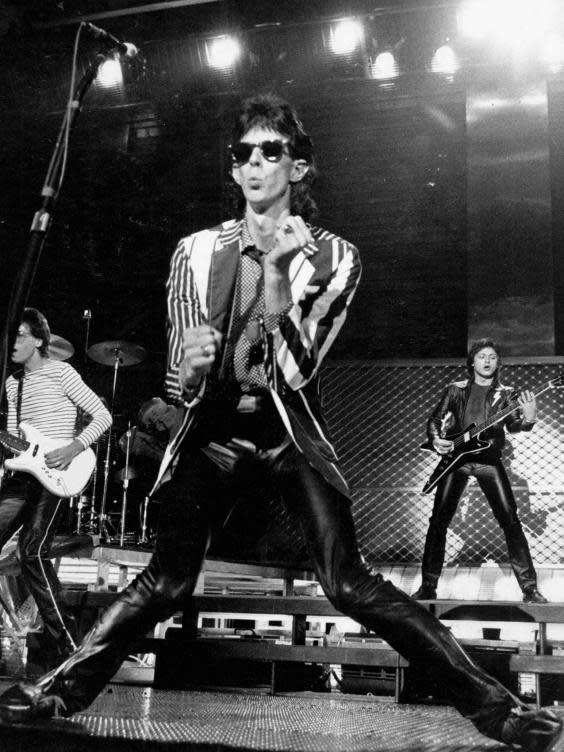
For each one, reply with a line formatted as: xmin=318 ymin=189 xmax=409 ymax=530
xmin=96 ymin=0 xmax=564 ymax=89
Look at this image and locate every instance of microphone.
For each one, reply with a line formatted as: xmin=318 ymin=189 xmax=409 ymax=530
xmin=83 ymin=22 xmax=139 ymax=59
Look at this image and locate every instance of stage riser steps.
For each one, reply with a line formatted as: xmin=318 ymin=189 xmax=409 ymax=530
xmin=60 ymin=589 xmax=564 ymax=705
xmin=133 ymin=635 xmax=407 ymax=666
xmin=62 ymin=590 xmax=564 ymax=619
xmin=511 ymin=655 xmax=564 ymax=674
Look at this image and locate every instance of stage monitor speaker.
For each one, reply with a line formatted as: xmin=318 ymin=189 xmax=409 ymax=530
xmin=400 ymin=641 xmax=519 ymax=704
xmin=340 ymin=664 xmax=397 ymax=696
xmin=154 ymin=650 xmax=330 ymax=692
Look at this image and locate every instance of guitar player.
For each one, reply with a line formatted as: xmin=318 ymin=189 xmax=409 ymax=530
xmin=412 ymin=338 xmax=547 ymax=604
xmin=0 ymin=307 xmax=111 ymax=671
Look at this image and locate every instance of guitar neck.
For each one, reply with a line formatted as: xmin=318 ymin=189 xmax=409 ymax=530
xmin=452 ymin=383 xmax=551 ymax=448
xmin=0 ymin=430 xmax=29 ymax=454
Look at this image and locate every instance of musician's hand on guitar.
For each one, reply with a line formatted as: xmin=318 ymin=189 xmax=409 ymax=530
xmin=45 ymin=440 xmax=83 ymax=471
xmin=433 ymin=437 xmax=454 ymax=455
xmin=518 ymin=390 xmax=537 ymax=423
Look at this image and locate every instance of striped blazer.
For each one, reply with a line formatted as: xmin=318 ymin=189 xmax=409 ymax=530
xmin=156 ymin=218 xmax=361 ymax=497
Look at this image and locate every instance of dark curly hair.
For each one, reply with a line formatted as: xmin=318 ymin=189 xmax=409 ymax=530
xmin=466 ymin=338 xmax=501 ymax=380
xmin=227 ymin=93 xmax=318 ymax=221
xmin=21 ymin=307 xmax=50 ymax=357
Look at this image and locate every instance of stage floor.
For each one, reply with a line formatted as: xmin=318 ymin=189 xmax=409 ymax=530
xmin=0 ymin=681 xmax=561 ymax=752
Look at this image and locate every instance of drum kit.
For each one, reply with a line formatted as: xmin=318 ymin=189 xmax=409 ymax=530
xmin=48 ymin=334 xmax=156 ymax=547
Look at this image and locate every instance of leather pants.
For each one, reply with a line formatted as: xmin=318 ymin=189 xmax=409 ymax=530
xmin=0 ymin=473 xmax=77 ymax=655
xmin=39 ymin=444 xmax=518 ymax=741
xmin=420 ymin=458 xmax=537 ymax=592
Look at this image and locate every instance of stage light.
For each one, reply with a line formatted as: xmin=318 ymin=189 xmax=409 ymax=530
xmin=457 ymin=0 xmax=492 ymax=40
xmin=96 ymin=57 xmax=123 ymax=89
xmin=541 ymin=33 xmax=564 ymax=72
xmin=450 ymin=574 xmax=481 ymax=600
xmin=493 ymin=575 xmax=521 ymax=601
xmin=206 ymin=35 xmax=240 ymax=69
xmin=370 ymin=51 xmax=398 ymax=80
xmin=329 ymin=19 xmax=364 ymax=55
xmin=458 ymin=0 xmax=560 ymax=51
xmin=431 ymin=44 xmax=459 ymax=75
xmin=541 ymin=576 xmax=564 ymax=602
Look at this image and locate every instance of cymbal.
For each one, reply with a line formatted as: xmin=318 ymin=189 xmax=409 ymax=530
xmin=49 ymin=334 xmax=75 ymax=362
xmin=87 ymin=340 xmax=146 ymax=367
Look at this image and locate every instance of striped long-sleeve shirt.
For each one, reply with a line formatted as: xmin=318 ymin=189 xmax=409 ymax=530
xmin=6 ymin=360 xmax=111 ymax=449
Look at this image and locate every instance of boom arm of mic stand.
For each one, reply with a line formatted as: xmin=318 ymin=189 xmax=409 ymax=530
xmin=0 ymin=52 xmax=110 ymax=406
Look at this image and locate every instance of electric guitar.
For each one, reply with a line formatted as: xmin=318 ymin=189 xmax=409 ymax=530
xmin=0 ymin=421 xmax=96 ymax=497
xmin=420 ymin=374 xmax=564 ymax=495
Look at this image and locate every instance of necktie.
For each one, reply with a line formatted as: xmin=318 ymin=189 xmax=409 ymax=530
xmin=229 ymin=249 xmax=267 ymax=388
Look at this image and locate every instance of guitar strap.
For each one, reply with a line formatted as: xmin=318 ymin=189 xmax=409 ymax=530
xmin=16 ymin=373 xmax=23 ymax=437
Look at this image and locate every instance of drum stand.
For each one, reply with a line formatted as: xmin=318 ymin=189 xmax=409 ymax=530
xmin=73 ymin=494 xmax=90 ymax=535
xmin=98 ymin=349 xmax=122 ymax=542
xmin=119 ymin=424 xmax=132 ymax=546
xmin=87 ymin=439 xmax=100 ymax=534
xmin=138 ymin=496 xmax=150 ymax=546
xmin=86 ymin=339 xmax=146 ymax=544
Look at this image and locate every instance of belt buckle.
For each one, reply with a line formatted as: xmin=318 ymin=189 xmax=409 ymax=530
xmin=237 ymin=395 xmax=258 ymax=413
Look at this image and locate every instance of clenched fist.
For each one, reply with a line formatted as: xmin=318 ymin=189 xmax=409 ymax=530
xmin=178 ymin=325 xmax=222 ymax=392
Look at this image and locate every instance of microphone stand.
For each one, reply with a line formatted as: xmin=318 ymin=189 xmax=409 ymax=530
xmin=82 ymin=308 xmax=92 ymax=368
xmin=0 ymin=48 xmax=116 ymax=409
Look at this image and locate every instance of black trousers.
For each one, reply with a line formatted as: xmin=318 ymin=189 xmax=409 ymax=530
xmin=0 ymin=473 xmax=77 ymax=655
xmin=38 ymin=444 xmax=517 ymax=741
xmin=420 ymin=458 xmax=537 ymax=592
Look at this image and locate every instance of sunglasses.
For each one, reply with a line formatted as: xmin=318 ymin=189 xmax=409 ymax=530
xmin=230 ymin=139 xmax=290 ymax=165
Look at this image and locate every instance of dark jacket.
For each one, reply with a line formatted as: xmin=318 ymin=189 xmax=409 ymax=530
xmin=426 ymin=378 xmax=534 ymax=453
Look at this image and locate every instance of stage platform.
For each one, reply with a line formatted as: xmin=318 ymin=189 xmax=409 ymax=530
xmin=0 ymin=681 xmax=558 ymax=752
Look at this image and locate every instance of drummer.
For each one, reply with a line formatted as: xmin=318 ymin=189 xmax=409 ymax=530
xmin=117 ymin=398 xmax=184 ymax=467
xmin=136 ymin=397 xmax=184 ymax=443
